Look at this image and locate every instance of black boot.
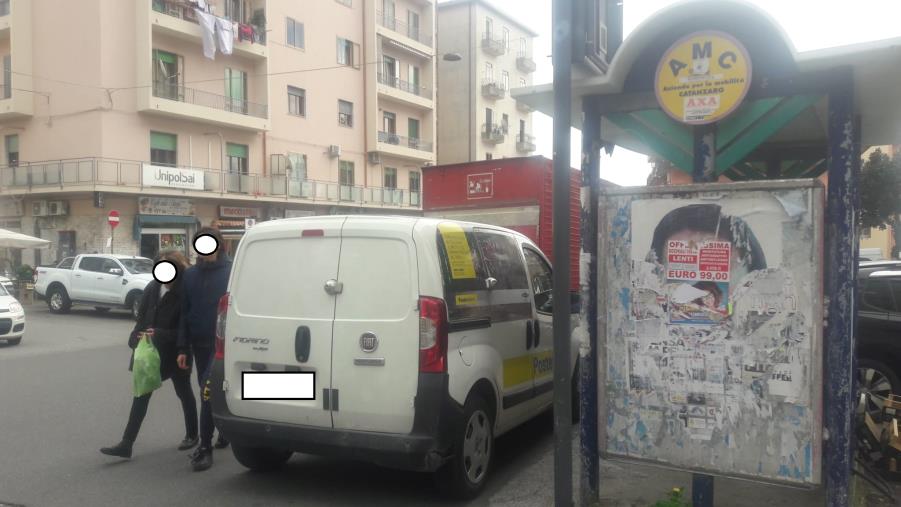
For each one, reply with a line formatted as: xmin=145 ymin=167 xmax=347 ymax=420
xmin=100 ymin=439 xmax=133 ymax=459
xmin=191 ymin=446 xmax=213 ymax=472
xmin=178 ymin=436 xmax=199 ymax=451
xmin=214 ymin=434 xmax=229 ymax=449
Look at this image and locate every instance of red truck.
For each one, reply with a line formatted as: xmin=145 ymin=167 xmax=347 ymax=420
xmin=422 ymin=156 xmax=599 ymax=290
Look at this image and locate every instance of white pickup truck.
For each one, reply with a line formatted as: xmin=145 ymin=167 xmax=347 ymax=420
xmin=34 ymin=255 xmax=154 ymax=318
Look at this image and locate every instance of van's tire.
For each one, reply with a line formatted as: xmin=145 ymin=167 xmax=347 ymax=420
xmin=231 ymin=443 xmax=292 ymax=472
xmin=47 ymin=286 xmax=71 ymax=314
xmin=435 ymin=394 xmax=494 ymax=500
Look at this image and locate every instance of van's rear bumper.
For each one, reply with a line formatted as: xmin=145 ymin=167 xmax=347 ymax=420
xmin=210 ymin=361 xmax=463 ymax=472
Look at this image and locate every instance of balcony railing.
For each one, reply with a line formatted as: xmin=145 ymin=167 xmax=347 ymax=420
xmin=378 ymin=131 xmax=433 ymax=153
xmin=0 ymin=158 xmax=422 ymax=208
xmin=152 ymin=0 xmax=267 ymax=44
xmin=481 ymin=123 xmax=505 ymax=144
xmin=481 ymin=79 xmax=506 ymax=100
xmin=377 ymin=73 xmax=432 ymax=99
xmin=516 ymin=133 xmax=536 ymax=153
xmin=152 ymin=82 xmax=268 ymax=119
xmin=516 ymin=51 xmax=536 ymax=73
xmin=481 ymin=33 xmax=505 ymax=56
xmin=376 ymin=10 xmax=433 ymax=47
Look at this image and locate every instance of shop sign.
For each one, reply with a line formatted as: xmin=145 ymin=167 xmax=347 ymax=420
xmin=219 ymin=206 xmax=261 ymax=219
xmin=142 ymin=164 xmax=205 ymax=190
xmin=466 ymin=173 xmax=494 ymax=199
xmin=138 ymin=197 xmax=195 ymax=216
xmin=655 ymin=31 xmax=752 ymax=125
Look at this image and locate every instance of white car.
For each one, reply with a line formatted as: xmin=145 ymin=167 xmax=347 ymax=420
xmin=0 ymin=275 xmax=13 ymax=294
xmin=209 ymin=216 xmax=579 ymax=499
xmin=0 ymin=282 xmax=25 ymax=345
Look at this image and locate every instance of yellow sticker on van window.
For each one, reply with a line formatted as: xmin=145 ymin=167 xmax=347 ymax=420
xmin=455 ymin=293 xmax=478 ymax=306
xmin=438 ymin=223 xmax=476 ymax=279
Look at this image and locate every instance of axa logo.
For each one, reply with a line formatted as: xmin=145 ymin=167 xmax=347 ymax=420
xmin=233 ymin=336 xmax=270 ymax=345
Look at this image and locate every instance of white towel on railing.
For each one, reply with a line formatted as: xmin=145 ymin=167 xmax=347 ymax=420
xmin=215 ymin=17 xmax=235 ymax=55
xmin=195 ymin=9 xmax=216 ymax=60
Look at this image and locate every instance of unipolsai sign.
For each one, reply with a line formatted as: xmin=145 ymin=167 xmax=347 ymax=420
xmin=142 ymin=164 xmax=204 ymax=190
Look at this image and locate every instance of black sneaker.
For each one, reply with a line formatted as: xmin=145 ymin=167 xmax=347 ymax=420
xmin=178 ymin=436 xmax=199 ymax=451
xmin=214 ymin=434 xmax=229 ymax=450
xmin=100 ymin=439 xmax=133 ymax=459
xmin=191 ymin=446 xmax=213 ymax=472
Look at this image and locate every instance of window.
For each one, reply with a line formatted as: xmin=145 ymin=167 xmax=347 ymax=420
xmin=0 ymin=0 xmax=9 ymax=16
xmin=152 ymin=50 xmax=183 ymax=100
xmin=486 ymin=153 xmax=493 ymax=160
xmin=473 ymin=228 xmax=529 ymax=292
xmin=286 ymin=17 xmax=304 ymax=49
xmin=501 ymin=113 xmax=509 ymax=134
xmin=287 ymin=153 xmax=307 ymax=181
xmin=337 ymin=37 xmax=359 ymax=67
xmin=862 ymin=279 xmax=895 ymax=312
xmin=485 ymin=107 xmax=493 ymax=126
xmin=150 ymin=132 xmax=177 ymax=167
xmin=502 ymin=70 xmax=509 ymax=90
xmin=288 ymin=86 xmax=305 ymax=116
xmin=519 ymin=119 xmax=526 ymax=136
xmin=485 ymin=17 xmax=493 ymax=37
xmin=384 ymin=167 xmax=397 ymax=189
xmin=484 ymin=62 xmax=493 ymax=82
xmin=2 ymin=55 xmax=9 ymax=99
xmin=408 ymin=64 xmax=420 ymax=92
xmin=407 ymin=10 xmax=420 ymax=40
xmin=383 ymin=56 xmax=398 ymax=85
xmin=225 ymin=68 xmax=247 ymax=114
xmin=225 ymin=0 xmax=247 ymax=22
xmin=338 ymin=100 xmax=353 ymax=127
xmin=519 ymin=38 xmax=527 ymax=57
xmin=78 ymin=257 xmax=104 ymax=273
xmin=502 ymin=27 xmax=510 ymax=51
xmin=520 ymin=77 xmax=527 ymax=88
xmin=340 ymin=161 xmax=355 ymax=186
xmin=383 ymin=111 xmax=396 ymax=134
xmin=57 ymin=257 xmax=75 ymax=270
xmin=5 ymin=134 xmax=17 ymax=167
xmin=227 ymin=143 xmax=249 ymax=175
xmin=384 ymin=0 xmax=395 ymax=24
xmin=408 ymin=118 xmax=420 ymax=142
xmin=409 ymin=171 xmax=420 ymax=192
xmin=523 ymin=248 xmax=553 ymax=313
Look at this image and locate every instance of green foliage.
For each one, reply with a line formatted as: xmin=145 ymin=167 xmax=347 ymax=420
xmin=653 ymin=487 xmax=690 ymax=507
xmin=14 ymin=264 xmax=33 ymax=282
xmin=859 ymin=149 xmax=901 ymax=230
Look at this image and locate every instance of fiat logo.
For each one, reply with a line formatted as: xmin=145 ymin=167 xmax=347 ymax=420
xmin=360 ymin=332 xmax=378 ymax=353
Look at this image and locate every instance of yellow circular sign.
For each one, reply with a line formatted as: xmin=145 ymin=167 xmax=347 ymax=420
xmin=654 ymin=31 xmax=752 ymax=125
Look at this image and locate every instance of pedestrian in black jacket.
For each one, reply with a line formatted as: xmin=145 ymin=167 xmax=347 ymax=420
xmin=100 ymin=251 xmax=198 ymax=459
xmin=176 ymin=226 xmax=232 ymax=471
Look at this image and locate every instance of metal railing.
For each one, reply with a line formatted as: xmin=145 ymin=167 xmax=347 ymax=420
xmin=481 ymin=123 xmax=505 ymax=144
xmin=481 ymin=79 xmax=507 ymax=99
xmin=152 ymin=0 xmax=267 ymax=44
xmin=376 ymin=10 xmax=433 ymax=46
xmin=378 ymin=131 xmax=433 ymax=153
xmin=516 ymin=133 xmax=536 ymax=152
xmin=481 ymin=33 xmax=505 ymax=56
xmin=0 ymin=158 xmax=422 ymax=208
xmin=152 ymin=82 xmax=268 ymax=119
xmin=377 ymin=73 xmax=432 ymax=99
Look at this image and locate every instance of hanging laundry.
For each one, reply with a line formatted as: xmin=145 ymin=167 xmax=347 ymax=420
xmin=239 ymin=23 xmax=253 ymax=43
xmin=215 ymin=16 xmax=235 ymax=55
xmin=189 ymin=0 xmax=208 ymax=11
xmin=195 ymin=9 xmax=216 ymax=60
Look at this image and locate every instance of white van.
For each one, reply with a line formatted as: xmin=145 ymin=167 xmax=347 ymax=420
xmin=209 ymin=216 xmax=578 ymax=498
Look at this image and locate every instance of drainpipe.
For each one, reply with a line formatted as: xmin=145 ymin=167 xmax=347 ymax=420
xmin=362 ymin=1 xmax=369 ymax=189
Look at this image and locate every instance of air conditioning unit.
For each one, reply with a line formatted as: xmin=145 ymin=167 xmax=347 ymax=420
xmin=368 ymin=151 xmax=381 ymax=165
xmin=32 ymin=200 xmax=48 ymax=217
xmin=328 ymin=145 xmax=342 ymax=158
xmin=47 ymin=201 xmax=69 ymax=216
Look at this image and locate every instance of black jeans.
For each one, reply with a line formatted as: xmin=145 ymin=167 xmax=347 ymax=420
xmin=123 ymin=373 xmax=197 ymax=443
xmin=194 ymin=346 xmax=216 ymax=448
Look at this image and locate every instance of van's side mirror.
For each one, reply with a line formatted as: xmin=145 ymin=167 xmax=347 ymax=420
xmin=485 ymin=277 xmax=498 ymax=290
xmin=109 ymin=268 xmax=123 ymax=276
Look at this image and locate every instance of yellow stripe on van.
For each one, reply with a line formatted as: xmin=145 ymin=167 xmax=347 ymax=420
xmin=438 ymin=223 xmax=476 ymax=279
xmin=503 ymin=352 xmax=556 ymax=388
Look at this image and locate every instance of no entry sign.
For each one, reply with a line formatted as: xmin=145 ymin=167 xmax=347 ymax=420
xmin=108 ymin=210 xmax=120 ymax=229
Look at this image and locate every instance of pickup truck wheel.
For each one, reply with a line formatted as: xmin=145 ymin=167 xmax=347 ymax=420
xmin=230 ymin=443 xmax=292 ymax=472
xmin=127 ymin=292 xmax=143 ymax=320
xmin=47 ymin=287 xmax=71 ymax=314
xmin=435 ymin=395 xmax=493 ymax=499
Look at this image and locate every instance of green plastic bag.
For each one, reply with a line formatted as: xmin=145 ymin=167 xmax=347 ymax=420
xmin=133 ymin=337 xmax=162 ymax=397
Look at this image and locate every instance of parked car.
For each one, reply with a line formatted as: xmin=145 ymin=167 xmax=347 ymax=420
xmin=0 ymin=275 xmax=13 ymax=294
xmin=209 ymin=216 xmax=580 ymax=499
xmin=857 ymin=265 xmax=901 ymax=413
xmin=34 ymin=254 xmax=154 ymax=318
xmin=0 ymin=281 xmax=25 ymax=345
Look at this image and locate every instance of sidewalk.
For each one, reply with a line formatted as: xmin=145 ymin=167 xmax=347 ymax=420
xmin=487 ymin=431 xmax=896 ymax=507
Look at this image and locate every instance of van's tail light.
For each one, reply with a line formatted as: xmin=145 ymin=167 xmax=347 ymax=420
xmin=419 ymin=297 xmax=448 ymax=373
xmin=214 ymin=293 xmax=230 ymax=360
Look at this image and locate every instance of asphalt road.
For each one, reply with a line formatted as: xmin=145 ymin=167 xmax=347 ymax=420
xmin=0 ymin=304 xmax=556 ymax=507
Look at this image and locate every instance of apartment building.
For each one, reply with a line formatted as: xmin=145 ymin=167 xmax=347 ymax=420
xmin=0 ymin=0 xmax=436 ymax=267
xmin=436 ymin=0 xmax=537 ymax=165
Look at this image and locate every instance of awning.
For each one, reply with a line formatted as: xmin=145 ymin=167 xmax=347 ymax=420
xmin=0 ymin=228 xmax=50 ymax=249
xmin=133 ymin=215 xmax=199 ymax=240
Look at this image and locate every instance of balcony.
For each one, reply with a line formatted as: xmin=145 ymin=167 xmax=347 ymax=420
xmin=376 ymin=10 xmax=433 ymax=48
xmin=516 ymin=133 xmax=536 ymax=153
xmin=142 ymin=82 xmax=269 ymax=131
xmin=516 ymin=52 xmax=536 ymax=73
xmin=150 ymin=0 xmax=268 ymax=59
xmin=481 ymin=80 xmax=506 ymax=100
xmin=377 ymin=73 xmax=433 ymax=109
xmin=482 ymin=123 xmax=505 ymax=145
xmin=377 ymin=131 xmax=434 ymax=162
xmin=481 ymin=33 xmax=505 ymax=56
xmin=0 ymin=158 xmax=422 ymax=209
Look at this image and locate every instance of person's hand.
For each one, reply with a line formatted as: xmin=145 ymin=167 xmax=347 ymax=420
xmin=177 ymin=354 xmax=189 ymax=370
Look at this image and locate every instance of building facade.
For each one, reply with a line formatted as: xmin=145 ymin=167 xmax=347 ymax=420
xmin=436 ymin=0 xmax=536 ymax=165
xmin=0 ymin=0 xmax=436 ymax=268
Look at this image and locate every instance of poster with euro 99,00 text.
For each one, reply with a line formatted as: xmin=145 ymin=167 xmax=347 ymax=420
xmin=599 ymin=180 xmax=824 ymax=486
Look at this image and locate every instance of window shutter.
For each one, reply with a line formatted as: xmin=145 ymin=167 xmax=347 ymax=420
xmin=150 ymin=132 xmax=177 ymax=151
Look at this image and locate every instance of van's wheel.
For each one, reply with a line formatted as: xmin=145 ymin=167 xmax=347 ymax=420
xmin=858 ymin=359 xmax=901 ymax=419
xmin=231 ymin=443 xmax=292 ymax=472
xmin=47 ymin=287 xmax=71 ymax=314
xmin=435 ymin=395 xmax=494 ymax=499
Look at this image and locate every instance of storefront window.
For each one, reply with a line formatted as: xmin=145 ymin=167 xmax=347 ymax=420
xmin=140 ymin=229 xmax=188 ymax=259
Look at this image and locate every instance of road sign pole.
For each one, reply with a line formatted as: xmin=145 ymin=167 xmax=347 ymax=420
xmin=110 ymin=226 xmax=114 ymax=255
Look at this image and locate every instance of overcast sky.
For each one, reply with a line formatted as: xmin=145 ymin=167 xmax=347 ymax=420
xmin=449 ymin=0 xmax=901 ymax=186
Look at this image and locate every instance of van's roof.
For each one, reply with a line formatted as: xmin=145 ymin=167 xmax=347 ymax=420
xmin=253 ymin=215 xmax=534 ymax=242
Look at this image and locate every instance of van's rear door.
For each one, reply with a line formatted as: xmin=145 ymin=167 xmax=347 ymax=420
xmin=224 ymin=217 xmax=346 ymax=428
xmin=330 ymin=217 xmax=420 ymax=433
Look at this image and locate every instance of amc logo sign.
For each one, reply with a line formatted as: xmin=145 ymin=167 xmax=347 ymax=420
xmin=467 ymin=173 xmax=494 ymax=199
